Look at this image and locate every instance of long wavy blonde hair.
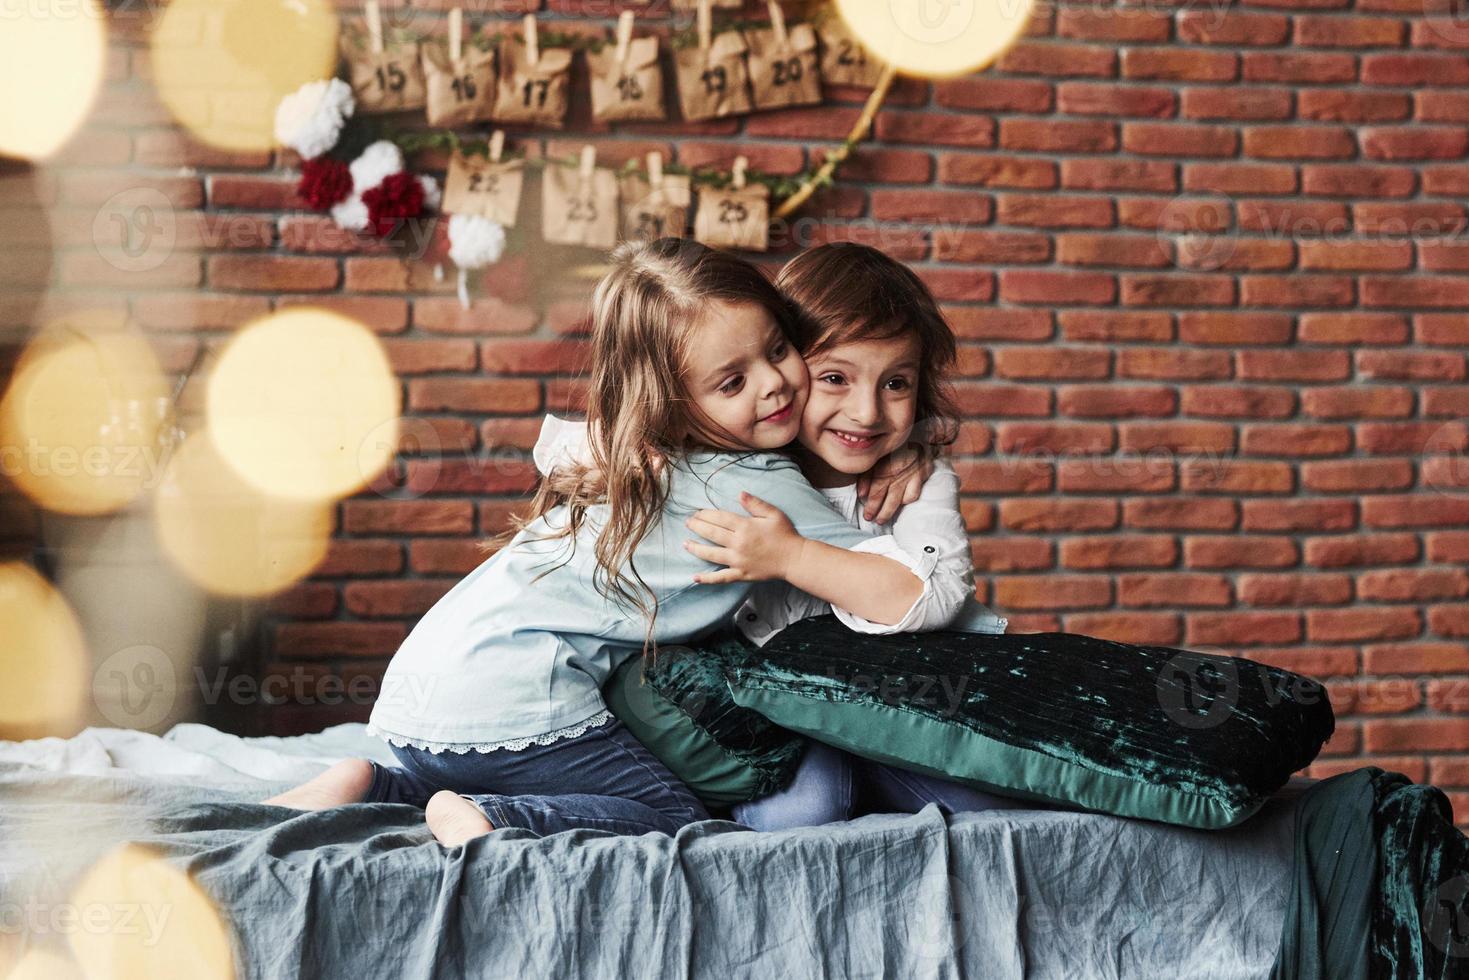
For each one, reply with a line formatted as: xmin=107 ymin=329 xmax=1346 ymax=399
xmin=481 ymin=237 xmax=800 ymax=657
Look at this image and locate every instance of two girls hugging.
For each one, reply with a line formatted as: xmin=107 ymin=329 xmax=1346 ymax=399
xmin=266 ymin=238 xmax=1023 ymax=843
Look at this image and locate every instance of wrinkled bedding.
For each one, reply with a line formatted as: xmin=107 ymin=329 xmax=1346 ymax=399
xmin=0 ymin=723 xmax=1304 ymax=979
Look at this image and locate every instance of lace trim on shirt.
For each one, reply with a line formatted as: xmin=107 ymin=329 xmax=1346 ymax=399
xmin=365 ymin=709 xmax=614 ymax=755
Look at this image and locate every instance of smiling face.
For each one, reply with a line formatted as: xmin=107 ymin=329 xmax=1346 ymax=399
xmin=794 ymin=334 xmax=921 ymax=488
xmin=681 ymin=298 xmax=809 ymax=451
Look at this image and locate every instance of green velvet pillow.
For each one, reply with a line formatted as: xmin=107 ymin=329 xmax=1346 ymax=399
xmin=724 ymin=615 xmax=1336 ymax=830
xmin=602 ymin=628 xmax=806 ymax=806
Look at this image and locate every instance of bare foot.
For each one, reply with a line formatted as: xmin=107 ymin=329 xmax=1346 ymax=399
xmin=426 ymin=790 xmax=495 ymax=845
xmin=263 ymin=758 xmax=374 ymax=810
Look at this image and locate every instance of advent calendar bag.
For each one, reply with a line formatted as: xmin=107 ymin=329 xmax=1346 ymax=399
xmin=815 ymin=11 xmax=887 ymax=88
xmin=675 ymin=30 xmax=752 ymax=121
xmin=342 ymin=33 xmax=427 ymax=114
xmin=494 ymin=20 xmax=574 ymax=128
xmin=422 ymin=41 xmax=496 ymax=128
xmin=694 ymin=179 xmax=770 ymax=252
xmin=746 ymin=4 xmax=821 ymax=111
xmin=442 ymin=149 xmax=525 ymax=227
xmin=588 ymin=16 xmax=666 ymax=123
xmin=543 ymin=156 xmax=619 ymax=249
xmin=620 ymin=171 xmax=692 ymax=242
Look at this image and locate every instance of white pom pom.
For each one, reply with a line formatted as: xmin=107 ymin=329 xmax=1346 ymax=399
xmin=447 ymin=214 xmax=507 ymax=270
xmin=417 ymin=175 xmax=442 ymax=212
xmin=274 ymin=78 xmax=355 ymax=160
xmin=350 ymin=140 xmax=405 ymax=197
xmin=331 ymin=197 xmax=370 ymax=232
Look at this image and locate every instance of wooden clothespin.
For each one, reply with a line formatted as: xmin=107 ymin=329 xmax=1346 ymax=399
xmin=646 ymin=151 xmax=664 ymax=190
xmin=767 ymin=0 xmax=788 ymax=48
xmin=489 ymin=130 xmax=505 ymax=164
xmin=697 ymin=0 xmax=712 ymax=54
xmin=449 ymin=7 xmax=462 ymax=62
xmin=731 ymin=156 xmax=748 ymax=191
xmin=366 ymin=0 xmax=385 ymax=54
xmin=615 ymin=11 xmax=635 ymax=67
xmin=524 ymin=14 xmax=540 ymax=67
xmin=579 ymin=145 xmax=597 ymax=186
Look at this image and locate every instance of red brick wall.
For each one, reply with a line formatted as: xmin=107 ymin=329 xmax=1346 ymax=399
xmin=2 ymin=1 xmax=1468 ymax=817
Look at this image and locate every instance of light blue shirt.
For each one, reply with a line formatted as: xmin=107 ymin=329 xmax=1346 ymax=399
xmin=366 ymin=450 xmax=901 ymax=750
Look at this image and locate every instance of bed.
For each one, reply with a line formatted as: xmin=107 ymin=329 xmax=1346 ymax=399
xmin=0 ymin=723 xmax=1456 ymax=979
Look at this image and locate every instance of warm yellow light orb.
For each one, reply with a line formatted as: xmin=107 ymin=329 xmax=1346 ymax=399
xmin=154 ymin=431 xmax=333 ymax=597
xmin=206 ymin=308 xmax=400 ymax=503
xmin=834 ymin=0 xmax=1035 ymax=78
xmin=0 ymin=1 xmax=106 ymax=160
xmin=149 ymin=0 xmax=339 ymax=151
xmin=0 ymin=315 xmax=170 ymax=516
xmin=67 ymin=844 xmax=234 ymax=980
xmin=0 ymin=562 xmax=89 ymax=740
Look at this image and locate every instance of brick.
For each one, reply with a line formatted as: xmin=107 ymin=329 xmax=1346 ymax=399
xmin=274 ymin=622 xmax=406 ymax=658
xmin=1362 ymin=127 xmax=1469 ymax=161
xmin=874 ymin=112 xmax=996 ymax=148
xmin=945 ymin=308 xmax=1053 ymax=341
xmin=997 ymin=195 xmax=1114 ymax=230
xmin=1241 ymin=498 xmax=1357 ymax=531
xmin=1057 ymin=84 xmax=1175 ymax=119
xmin=1185 ymin=534 xmax=1299 ymax=567
xmin=1237 ymin=349 xmax=1351 ymax=382
xmin=1121 ymin=48 xmax=1238 ymax=81
xmin=998 ymin=269 xmax=1116 ymax=305
xmin=381 ymin=339 xmax=477 ymax=375
xmin=1239 ymin=573 xmax=1353 ymax=607
xmin=1308 ymin=607 xmax=1423 ymax=643
xmin=997 ymin=42 xmax=1117 ymax=78
xmin=955 ymin=458 xmax=1053 ymax=494
xmin=679 ymin=142 xmax=804 ymax=175
xmin=1300 ymin=386 xmax=1415 ymax=419
xmin=1299 ymin=91 xmax=1412 ymax=122
xmin=999 ymin=498 xmax=1119 ymax=532
xmin=1365 ymin=643 xmax=1469 ymax=675
xmin=1243 ymin=126 xmax=1356 ymax=160
xmin=1354 ymin=202 xmax=1467 ymax=236
xmin=1119 ymin=422 xmax=1236 ymax=454
xmin=1179 ymin=10 xmax=1291 ymax=45
xmin=341 ymin=500 xmax=473 ymax=535
xmin=479 ymin=339 xmax=590 ymax=375
xmin=1056 ymin=233 xmax=1171 ymax=268
xmin=999 ymin=119 xmax=1117 ymax=154
xmin=939 ymin=154 xmax=1057 ymax=188
xmin=1302 ymin=164 xmax=1416 ymax=198
xmin=1122 ymin=275 xmax=1235 ymax=307
xmin=1060 ymin=535 xmax=1178 ymax=569
xmin=1358 ymin=568 xmax=1469 ymax=602
xmin=1059 ymin=311 xmax=1171 ymax=342
xmin=1119 ymin=349 xmax=1232 ymax=381
xmin=1301 ymin=459 xmax=1415 ymax=493
xmin=1058 ymin=7 xmax=1171 ymax=42
xmin=1243 ymin=52 xmax=1356 ymax=84
xmin=1123 ymin=497 xmax=1239 ymax=532
xmin=265 ymin=582 xmax=338 ymax=619
xmin=871 ymin=190 xmax=992 ymax=224
xmin=1061 ymin=159 xmax=1177 ymax=193
xmin=343 ymin=580 xmax=454 ymax=618
xmin=1298 ymin=312 xmax=1409 ymax=344
xmin=1186 ymin=612 xmax=1302 ymax=646
xmin=1122 ymin=123 xmax=1240 ymax=156
xmin=837 ymin=149 xmax=933 ymax=183
xmin=1362 ymin=53 xmax=1469 ymax=86
xmin=1182 ymin=162 xmax=1294 ymax=195
xmin=1358 ymin=351 xmax=1467 ymax=381
xmin=1428 ymin=532 xmax=1469 ymax=563
xmin=934 ymin=230 xmax=1049 ymax=264
xmin=1365 ymin=719 xmax=1469 ymax=753
xmin=1181 ymin=88 xmax=1292 ymax=122
xmin=407 ymin=378 xmax=540 ymax=414
xmin=934 ymin=78 xmax=1053 ymax=113
xmin=1240 ymin=423 xmax=1352 ymax=457
xmin=404 ymin=457 xmax=537 ymax=496
xmin=309 ymin=539 xmax=404 ymax=577
xmin=1429 ymin=680 xmax=1469 ymax=714
xmin=994 ymin=575 xmax=1112 ymax=610
xmin=1250 ymin=646 xmax=1360 ymax=678
xmin=1119 ymin=572 xmax=1231 ymax=607
xmin=1328 ymin=680 xmax=1422 ymax=716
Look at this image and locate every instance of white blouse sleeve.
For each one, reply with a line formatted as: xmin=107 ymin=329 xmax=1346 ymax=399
xmin=832 ymin=460 xmax=982 ymax=634
xmin=531 ymin=414 xmax=594 ymax=476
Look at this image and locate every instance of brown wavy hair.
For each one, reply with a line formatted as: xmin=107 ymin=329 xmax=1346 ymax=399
xmin=774 ymin=242 xmax=962 ymax=456
xmin=480 ymin=237 xmax=800 ymax=657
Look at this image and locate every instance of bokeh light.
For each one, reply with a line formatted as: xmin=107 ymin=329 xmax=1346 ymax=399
xmin=834 ymin=0 xmax=1035 ymax=78
xmin=0 ymin=0 xmax=106 ymax=160
xmin=206 ymin=308 xmax=400 ymax=504
xmin=0 ymin=561 xmax=88 ymax=740
xmin=0 ymin=314 xmax=170 ymax=516
xmin=149 ymin=0 xmax=339 ymax=152
xmin=66 ymin=844 xmax=234 ymax=980
xmin=154 ymin=431 xmax=333 ymax=597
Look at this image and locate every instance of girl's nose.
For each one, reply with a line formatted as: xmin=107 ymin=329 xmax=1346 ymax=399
xmin=845 ymin=388 xmax=882 ymax=426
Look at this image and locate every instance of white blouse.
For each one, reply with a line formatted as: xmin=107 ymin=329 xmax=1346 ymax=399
xmin=531 ymin=414 xmax=1008 ymax=646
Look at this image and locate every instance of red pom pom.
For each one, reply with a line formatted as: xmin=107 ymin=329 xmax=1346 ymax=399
xmin=361 ymin=171 xmax=425 ymax=237
xmin=297 ymin=157 xmax=352 ymax=211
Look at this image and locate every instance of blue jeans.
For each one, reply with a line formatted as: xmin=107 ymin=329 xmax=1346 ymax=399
xmin=732 ymin=741 xmax=1034 ymax=831
xmin=364 ymin=715 xmax=709 ymax=837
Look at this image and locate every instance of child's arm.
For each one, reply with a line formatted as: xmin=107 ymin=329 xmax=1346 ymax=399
xmin=684 ymin=491 xmax=929 ymax=627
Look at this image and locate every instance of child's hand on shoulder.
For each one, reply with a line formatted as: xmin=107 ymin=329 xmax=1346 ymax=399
xmin=857 ymin=443 xmax=935 ymax=524
xmin=683 ymin=492 xmax=804 ymax=584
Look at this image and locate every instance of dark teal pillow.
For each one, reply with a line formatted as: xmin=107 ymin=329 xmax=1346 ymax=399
xmin=724 ymin=616 xmax=1335 ymax=830
xmin=602 ymin=628 xmax=806 ymax=806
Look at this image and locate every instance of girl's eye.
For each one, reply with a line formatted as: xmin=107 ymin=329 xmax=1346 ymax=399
xmin=818 ymin=373 xmax=845 ymax=385
xmin=886 ymin=377 xmax=913 ymax=391
xmin=769 ymin=342 xmax=789 ymax=361
xmin=720 ymin=376 xmax=743 ymax=395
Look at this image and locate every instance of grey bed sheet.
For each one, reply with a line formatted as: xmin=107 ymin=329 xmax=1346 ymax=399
xmin=0 ymin=758 xmax=1303 ymax=980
